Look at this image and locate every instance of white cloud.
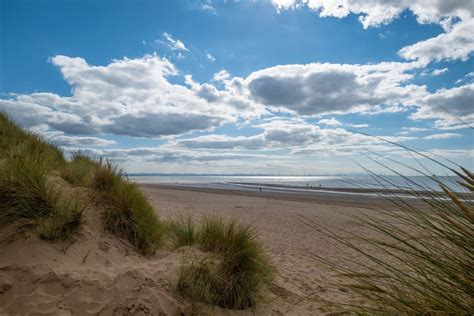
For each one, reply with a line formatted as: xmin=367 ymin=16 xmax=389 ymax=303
xmin=318 ymin=118 xmax=369 ymax=128
xmin=206 ymin=53 xmax=216 ymax=62
xmin=431 ymin=68 xmax=449 ymax=76
xmin=177 ymin=134 xmax=265 ymax=150
xmin=424 ymin=133 xmax=462 ymax=140
xmin=163 ymin=32 xmax=188 ymax=51
xmin=399 ymin=19 xmax=474 ymax=64
xmin=421 ymin=67 xmax=449 ymax=76
xmin=42 ymin=131 xmax=116 ymax=147
xmin=0 ymin=55 xmax=260 ymax=138
xmin=212 ymin=70 xmax=230 ymax=82
xmin=455 ymin=71 xmax=474 ymax=85
xmin=201 ymin=3 xmax=217 ymax=14
xmin=410 ymin=83 xmax=474 ymax=129
xmin=245 ymin=61 xmax=426 ymax=116
xmin=176 ymin=119 xmax=415 ymax=153
xmin=0 ymin=53 xmax=468 ymax=156
xmin=425 ymin=148 xmax=474 ymax=158
xmin=272 ymin=1 xmax=474 ymax=64
xmin=271 ymin=0 xmax=473 ymax=29
xmin=60 ymin=145 xmax=280 ymax=168
xmin=350 ymin=123 xmax=369 ymax=128
xmin=185 ymin=74 xmax=265 ymax=120
xmin=318 ymin=118 xmax=342 ymax=126
xmin=403 ymin=127 xmax=429 ymax=132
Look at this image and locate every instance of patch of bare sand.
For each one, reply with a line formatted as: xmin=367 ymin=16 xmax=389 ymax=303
xmin=0 ymin=188 xmax=197 ymax=315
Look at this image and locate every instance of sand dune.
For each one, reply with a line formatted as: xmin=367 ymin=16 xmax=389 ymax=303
xmin=1 ymin=185 xmax=390 ymax=315
xmin=0 ymin=189 xmax=194 ymax=315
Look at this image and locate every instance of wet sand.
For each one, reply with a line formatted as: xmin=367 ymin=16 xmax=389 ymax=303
xmin=140 ymin=183 xmax=430 ymax=210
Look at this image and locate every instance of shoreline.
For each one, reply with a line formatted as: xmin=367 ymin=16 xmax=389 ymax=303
xmin=139 ymin=183 xmax=426 ymax=210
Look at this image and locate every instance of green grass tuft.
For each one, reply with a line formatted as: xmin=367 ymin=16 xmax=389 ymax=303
xmin=166 ymin=215 xmax=199 ymax=249
xmin=61 ymin=152 xmax=98 ymax=187
xmin=177 ymin=217 xmax=273 ymax=310
xmin=0 ymin=112 xmax=65 ymax=170
xmin=93 ymin=159 xmax=163 ymax=255
xmin=0 ymin=151 xmax=85 ymax=242
xmin=38 ymin=197 xmax=84 ymax=241
xmin=90 ymin=158 xmax=125 ymax=191
xmin=0 ymin=152 xmax=54 ymax=224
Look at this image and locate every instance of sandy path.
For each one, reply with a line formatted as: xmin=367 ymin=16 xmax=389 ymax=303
xmin=141 ymin=186 xmax=387 ymax=314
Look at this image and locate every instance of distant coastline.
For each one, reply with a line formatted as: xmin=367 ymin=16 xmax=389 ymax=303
xmin=131 ymin=174 xmax=467 ymax=193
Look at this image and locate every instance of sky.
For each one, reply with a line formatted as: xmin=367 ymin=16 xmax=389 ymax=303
xmin=0 ymin=0 xmax=473 ymax=175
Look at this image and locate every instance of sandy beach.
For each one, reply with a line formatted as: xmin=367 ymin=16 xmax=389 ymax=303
xmin=0 ymin=178 xmax=469 ymax=315
xmin=0 ymin=183 xmax=388 ymax=315
xmin=139 ymin=184 xmax=395 ymax=314
xmin=3 ymin=1 xmax=473 ymax=312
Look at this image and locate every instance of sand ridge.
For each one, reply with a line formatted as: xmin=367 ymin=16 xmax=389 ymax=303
xmin=0 ymin=188 xmax=193 ymax=315
xmin=1 ymin=185 xmax=386 ymax=315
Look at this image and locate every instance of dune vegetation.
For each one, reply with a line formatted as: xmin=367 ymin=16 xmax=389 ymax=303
xmin=60 ymin=152 xmax=97 ymax=187
xmin=0 ymin=113 xmax=83 ymax=242
xmin=175 ymin=216 xmax=274 ymax=309
xmin=0 ymin=112 xmax=273 ymax=310
xmin=306 ymin=152 xmax=474 ymax=314
xmin=91 ymin=158 xmax=165 ymax=255
xmin=0 ymin=112 xmax=164 ymax=254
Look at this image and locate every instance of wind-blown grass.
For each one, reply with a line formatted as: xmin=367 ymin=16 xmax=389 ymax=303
xmin=61 ymin=152 xmax=98 ymax=187
xmin=37 ymin=197 xmax=84 ymax=241
xmin=0 ymin=113 xmax=65 ymax=170
xmin=1 ymin=112 xmax=272 ymax=308
xmin=92 ymin=159 xmax=163 ymax=255
xmin=1 ymin=112 xmax=162 ymax=250
xmin=166 ymin=215 xmax=199 ymax=249
xmin=306 ymin=154 xmax=474 ymax=313
xmin=0 ymin=150 xmax=84 ymax=242
xmin=177 ymin=217 xmax=273 ymax=310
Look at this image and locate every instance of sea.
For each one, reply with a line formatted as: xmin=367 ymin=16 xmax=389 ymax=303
xmin=129 ymin=174 xmax=468 ymax=193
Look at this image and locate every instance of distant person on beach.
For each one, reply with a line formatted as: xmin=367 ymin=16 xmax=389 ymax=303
xmin=259 ymin=187 xmax=262 ymax=192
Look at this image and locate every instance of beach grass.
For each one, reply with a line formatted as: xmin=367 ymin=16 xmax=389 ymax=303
xmin=0 ymin=113 xmax=65 ymax=170
xmin=61 ymin=152 xmax=98 ymax=187
xmin=306 ymin=159 xmax=474 ymax=313
xmin=0 ymin=112 xmax=164 ymax=253
xmin=1 ymin=112 xmax=274 ymax=310
xmin=37 ymin=196 xmax=84 ymax=241
xmin=0 ymin=146 xmax=84 ymax=242
xmin=92 ymin=159 xmax=164 ymax=255
xmin=177 ymin=216 xmax=273 ymax=309
xmin=166 ymin=215 xmax=199 ymax=249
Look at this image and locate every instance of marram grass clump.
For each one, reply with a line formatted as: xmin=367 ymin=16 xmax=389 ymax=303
xmin=92 ymin=159 xmax=164 ymax=255
xmin=0 ymin=144 xmax=84 ymax=242
xmin=37 ymin=197 xmax=84 ymax=241
xmin=166 ymin=215 xmax=199 ymax=249
xmin=0 ymin=112 xmax=163 ymax=252
xmin=0 ymin=113 xmax=65 ymax=170
xmin=61 ymin=152 xmax=98 ymax=187
xmin=307 ymin=163 xmax=474 ymax=314
xmin=177 ymin=217 xmax=273 ymax=310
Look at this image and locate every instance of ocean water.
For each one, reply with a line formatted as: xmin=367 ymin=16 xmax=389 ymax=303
xmin=129 ymin=174 xmax=467 ymax=192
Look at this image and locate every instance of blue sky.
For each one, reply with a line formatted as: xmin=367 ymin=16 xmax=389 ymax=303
xmin=1 ymin=0 xmax=473 ymax=174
